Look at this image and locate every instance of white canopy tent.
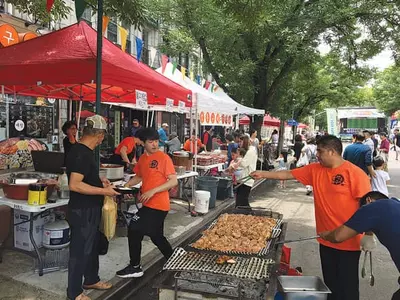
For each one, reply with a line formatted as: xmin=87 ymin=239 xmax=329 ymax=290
xmin=213 ymin=88 xmax=264 ymax=115
xmin=156 ymin=63 xmax=240 ymax=116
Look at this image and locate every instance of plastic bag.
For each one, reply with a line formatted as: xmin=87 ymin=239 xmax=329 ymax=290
xmin=101 ymin=196 xmax=117 ymax=241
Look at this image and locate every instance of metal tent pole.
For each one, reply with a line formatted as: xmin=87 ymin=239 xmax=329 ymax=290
xmin=2 ymin=85 xmax=8 ymax=139
xmin=95 ymin=0 xmax=104 ymax=166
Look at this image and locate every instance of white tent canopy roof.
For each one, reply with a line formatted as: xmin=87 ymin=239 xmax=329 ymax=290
xmin=156 ymin=63 xmax=264 ymax=116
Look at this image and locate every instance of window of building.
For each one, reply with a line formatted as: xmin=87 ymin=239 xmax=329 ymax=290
xmin=81 ymin=7 xmax=92 ymax=25
xmin=107 ymin=21 xmax=118 ymax=44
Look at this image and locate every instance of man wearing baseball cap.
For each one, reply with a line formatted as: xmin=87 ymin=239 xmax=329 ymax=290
xmin=66 ymin=115 xmax=119 ymax=300
xmin=158 ymin=123 xmax=169 ymax=151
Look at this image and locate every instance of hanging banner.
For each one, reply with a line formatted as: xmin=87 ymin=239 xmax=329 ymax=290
xmin=199 ymin=111 xmax=233 ymax=127
xmin=102 ymin=16 xmax=110 ymax=36
xmin=149 ymin=48 xmax=157 ymax=67
xmin=135 ymin=37 xmax=143 ymax=62
xmin=136 ymin=90 xmax=148 ymax=109
xmin=46 ymin=0 xmax=55 ymax=12
xmin=119 ymin=26 xmax=128 ymax=52
xmin=190 ymin=71 xmax=194 ymax=81
xmin=178 ymin=101 xmax=186 ymax=114
xmin=166 ymin=98 xmax=174 ymax=112
xmin=181 ymin=67 xmax=186 ymax=80
xmin=172 ymin=62 xmax=177 ymax=74
xmin=161 ymin=55 xmax=168 ymax=73
xmin=326 ymin=108 xmax=338 ymax=136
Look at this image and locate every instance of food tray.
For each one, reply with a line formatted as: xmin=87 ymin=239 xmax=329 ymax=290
xmin=164 ymin=247 xmax=275 ymax=281
xmin=187 ymin=208 xmax=283 ymax=258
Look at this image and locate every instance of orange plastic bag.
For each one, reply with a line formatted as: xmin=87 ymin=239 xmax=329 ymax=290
xmin=101 ymin=196 xmax=117 ymax=240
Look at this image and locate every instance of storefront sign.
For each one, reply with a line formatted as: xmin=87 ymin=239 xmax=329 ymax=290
xmin=0 ymin=24 xmax=19 ymax=47
xmin=165 ymin=98 xmax=174 ymax=112
xmin=178 ymin=101 xmax=185 ymax=114
xmin=14 ymin=120 xmax=25 ymax=132
xmin=52 ymin=135 xmax=59 ymax=144
xmin=135 ymin=90 xmax=148 ymax=109
xmin=199 ymin=111 xmax=233 ymax=127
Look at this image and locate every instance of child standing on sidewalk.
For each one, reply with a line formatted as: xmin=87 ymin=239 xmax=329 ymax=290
xmin=276 ymin=152 xmax=288 ymax=188
xmin=371 ymin=156 xmax=390 ymax=196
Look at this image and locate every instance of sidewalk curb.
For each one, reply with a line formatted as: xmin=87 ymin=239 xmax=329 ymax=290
xmin=89 ymin=199 xmax=235 ymax=300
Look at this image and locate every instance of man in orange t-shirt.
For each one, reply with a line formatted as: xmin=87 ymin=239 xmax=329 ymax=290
xmin=252 ymin=135 xmax=371 ymax=300
xmin=110 ymin=136 xmax=137 ymax=167
xmin=183 ymin=136 xmax=204 ymax=154
xmin=116 ymin=128 xmax=178 ymax=279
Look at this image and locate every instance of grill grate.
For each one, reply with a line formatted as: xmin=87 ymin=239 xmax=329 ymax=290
xmin=164 ymin=248 xmax=275 ymax=280
xmin=188 ymin=217 xmax=283 ymax=257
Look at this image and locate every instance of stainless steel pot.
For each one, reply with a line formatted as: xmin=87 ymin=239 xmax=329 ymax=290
xmin=100 ymin=164 xmax=124 ymax=180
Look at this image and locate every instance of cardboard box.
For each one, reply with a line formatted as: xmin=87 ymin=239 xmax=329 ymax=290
xmin=14 ymin=209 xmax=50 ymax=252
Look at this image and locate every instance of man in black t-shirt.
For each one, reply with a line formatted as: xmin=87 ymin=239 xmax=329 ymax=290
xmin=66 ymin=115 xmax=119 ymax=300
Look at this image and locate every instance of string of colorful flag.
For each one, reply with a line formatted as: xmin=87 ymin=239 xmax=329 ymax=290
xmin=46 ymin=0 xmax=219 ymax=93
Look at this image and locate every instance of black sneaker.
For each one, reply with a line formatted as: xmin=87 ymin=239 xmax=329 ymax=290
xmin=116 ymin=265 xmax=144 ymax=278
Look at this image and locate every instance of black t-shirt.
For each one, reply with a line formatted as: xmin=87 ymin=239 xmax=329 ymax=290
xmin=63 ymin=137 xmax=76 ymax=166
xmin=396 ymin=134 xmax=400 ymax=147
xmin=293 ymin=142 xmax=304 ymax=161
xmin=66 ymin=143 xmax=104 ymax=209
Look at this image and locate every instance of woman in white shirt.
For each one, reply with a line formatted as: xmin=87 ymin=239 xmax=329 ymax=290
xmin=236 ymin=135 xmax=258 ymax=207
xmin=249 ymin=129 xmax=260 ymax=149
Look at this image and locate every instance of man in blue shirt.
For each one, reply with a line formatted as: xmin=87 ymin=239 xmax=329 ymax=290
xmin=158 ymin=123 xmax=168 ymax=150
xmin=320 ymin=191 xmax=400 ymax=300
xmin=226 ymin=134 xmax=238 ymax=165
xmin=343 ymin=132 xmax=375 ymax=177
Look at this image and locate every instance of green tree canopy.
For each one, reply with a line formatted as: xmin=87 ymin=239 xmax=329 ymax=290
xmin=6 ymin=0 xmax=147 ymax=28
xmin=149 ymin=0 xmax=399 ymax=113
xmin=374 ymin=66 xmax=400 ymax=115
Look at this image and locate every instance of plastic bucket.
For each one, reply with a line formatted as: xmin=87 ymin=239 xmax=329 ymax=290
xmin=194 ymin=190 xmax=210 ymax=214
xmin=197 ymin=176 xmax=219 ymax=209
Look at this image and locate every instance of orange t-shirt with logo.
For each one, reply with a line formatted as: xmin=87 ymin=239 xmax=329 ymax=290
xmin=134 ymin=151 xmax=176 ymax=211
xmin=291 ymin=161 xmax=371 ymax=251
xmin=115 ymin=137 xmax=135 ymax=155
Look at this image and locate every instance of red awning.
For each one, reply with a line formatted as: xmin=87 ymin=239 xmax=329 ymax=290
xmin=263 ymin=114 xmax=280 ymax=127
xmin=239 ymin=115 xmax=251 ymax=125
xmin=0 ymin=22 xmax=192 ymax=107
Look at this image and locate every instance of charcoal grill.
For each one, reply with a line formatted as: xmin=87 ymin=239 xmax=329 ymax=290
xmin=187 ymin=208 xmax=283 ymax=258
xmin=159 ymin=208 xmax=287 ymax=300
xmin=164 ymin=247 xmax=275 ymax=280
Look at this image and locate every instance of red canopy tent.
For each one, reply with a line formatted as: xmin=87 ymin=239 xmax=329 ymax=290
xmin=263 ymin=114 xmax=280 ymax=127
xmin=0 ymin=22 xmax=191 ymax=108
xmin=239 ymin=115 xmax=251 ymax=125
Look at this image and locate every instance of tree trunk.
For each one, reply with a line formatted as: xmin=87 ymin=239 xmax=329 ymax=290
xmin=277 ymin=119 xmax=285 ymax=159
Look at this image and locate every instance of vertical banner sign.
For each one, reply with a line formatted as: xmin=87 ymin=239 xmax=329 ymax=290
xmin=114 ymin=111 xmax=121 ymax=147
xmin=326 ymin=108 xmax=338 ymax=136
xmin=136 ymin=90 xmax=148 ymax=109
xmin=166 ymin=98 xmax=174 ymax=112
xmin=178 ymin=101 xmax=186 ymax=114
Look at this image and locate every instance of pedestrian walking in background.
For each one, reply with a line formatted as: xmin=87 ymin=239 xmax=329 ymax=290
xmin=302 ymin=137 xmax=318 ymax=195
xmin=249 ymin=128 xmax=260 ymax=149
xmin=252 ymin=135 xmax=371 ymax=300
xmin=158 ymin=123 xmax=169 ymax=152
xmin=363 ymin=130 xmax=375 ymax=160
xmin=276 ymin=152 xmax=288 ymax=188
xmin=371 ymin=156 xmax=390 ymax=196
xmin=292 ymin=134 xmax=304 ymax=162
xmin=343 ymin=132 xmax=375 ymax=177
xmin=394 ymin=129 xmax=400 ymax=160
xmin=379 ymin=132 xmax=390 ymax=171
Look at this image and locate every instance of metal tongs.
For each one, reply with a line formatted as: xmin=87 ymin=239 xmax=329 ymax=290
xmin=276 ymin=235 xmax=320 ymax=245
xmin=361 ymin=251 xmax=375 ymax=286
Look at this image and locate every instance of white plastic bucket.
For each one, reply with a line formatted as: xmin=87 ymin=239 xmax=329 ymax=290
xmin=195 ymin=190 xmax=210 ymax=214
